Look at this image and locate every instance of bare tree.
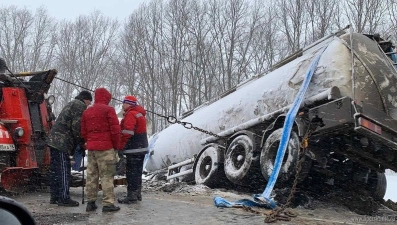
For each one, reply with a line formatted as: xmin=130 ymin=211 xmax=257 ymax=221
xmin=386 ymin=0 xmax=397 ymax=42
xmin=28 ymin=7 xmax=57 ymax=71
xmin=182 ymin=0 xmax=212 ymax=108
xmin=207 ymin=0 xmax=250 ymax=91
xmin=162 ymin=0 xmax=191 ymax=116
xmin=344 ymin=0 xmax=387 ymax=33
xmin=304 ymin=0 xmax=341 ymax=43
xmin=53 ymin=11 xmax=119 ymax=112
xmin=0 ymin=6 xmax=32 ymax=71
xmin=118 ymin=0 xmax=168 ymax=133
xmin=248 ymin=1 xmax=281 ymax=73
xmin=276 ymin=0 xmax=306 ymax=53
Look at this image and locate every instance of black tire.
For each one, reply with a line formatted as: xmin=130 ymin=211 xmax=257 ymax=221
xmin=194 ymin=146 xmax=224 ymax=187
xmin=260 ymin=128 xmax=300 ymax=183
xmin=367 ymin=171 xmax=387 ymax=201
xmin=224 ymin=135 xmax=260 ymax=185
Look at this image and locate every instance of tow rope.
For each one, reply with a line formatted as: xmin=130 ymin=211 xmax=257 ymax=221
xmin=214 ymin=46 xmax=327 ymax=211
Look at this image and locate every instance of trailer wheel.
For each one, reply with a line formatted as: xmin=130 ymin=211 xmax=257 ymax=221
xmin=260 ymin=128 xmax=299 ymax=183
xmin=367 ymin=171 xmax=387 ymax=201
xmin=224 ymin=135 xmax=260 ymax=185
xmin=194 ymin=146 xmax=224 ymax=188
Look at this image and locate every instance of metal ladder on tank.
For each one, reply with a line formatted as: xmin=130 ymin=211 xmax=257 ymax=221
xmin=378 ymin=39 xmax=397 ymax=70
xmin=166 ymin=156 xmax=196 ymax=181
xmin=385 ymin=51 xmax=397 ymax=69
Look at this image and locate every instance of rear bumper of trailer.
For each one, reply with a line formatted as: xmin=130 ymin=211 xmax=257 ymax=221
xmin=354 ymin=114 xmax=397 ymax=150
xmin=308 ymin=96 xmax=397 ymax=150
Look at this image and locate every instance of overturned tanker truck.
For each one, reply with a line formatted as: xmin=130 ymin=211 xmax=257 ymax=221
xmin=145 ymin=30 xmax=397 ymax=201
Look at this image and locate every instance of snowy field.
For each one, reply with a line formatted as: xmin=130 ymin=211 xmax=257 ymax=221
xmin=385 ymin=169 xmax=397 ymax=201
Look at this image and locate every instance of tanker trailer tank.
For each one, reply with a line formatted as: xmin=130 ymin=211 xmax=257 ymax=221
xmin=145 ymin=31 xmax=397 ymax=194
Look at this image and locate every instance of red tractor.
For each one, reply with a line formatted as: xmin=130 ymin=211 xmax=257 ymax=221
xmin=0 ymin=58 xmax=56 ymax=192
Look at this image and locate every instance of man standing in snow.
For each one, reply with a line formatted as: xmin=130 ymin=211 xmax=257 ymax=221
xmin=81 ymin=87 xmax=122 ymax=212
xmin=118 ymin=95 xmax=149 ymax=204
xmin=47 ymin=90 xmax=92 ymax=207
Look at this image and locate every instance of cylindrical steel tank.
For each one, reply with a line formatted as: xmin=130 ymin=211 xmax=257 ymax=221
xmin=145 ymin=32 xmax=397 ymax=172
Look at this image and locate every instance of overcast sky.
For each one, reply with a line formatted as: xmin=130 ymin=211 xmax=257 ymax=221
xmin=1 ymin=0 xmax=149 ymax=21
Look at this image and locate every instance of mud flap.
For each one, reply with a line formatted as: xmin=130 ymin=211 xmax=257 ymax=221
xmin=1 ymin=167 xmax=35 ymax=192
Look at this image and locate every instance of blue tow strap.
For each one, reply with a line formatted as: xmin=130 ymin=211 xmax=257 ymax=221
xmin=214 ymin=47 xmax=327 ymax=209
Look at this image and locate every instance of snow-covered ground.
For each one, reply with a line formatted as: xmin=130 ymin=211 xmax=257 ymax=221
xmin=79 ymin=152 xmax=397 ymax=204
xmin=385 ymin=169 xmax=397 ymax=201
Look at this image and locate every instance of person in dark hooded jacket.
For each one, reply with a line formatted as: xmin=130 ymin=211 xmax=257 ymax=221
xmin=47 ymin=90 xmax=92 ymax=207
xmin=81 ymin=88 xmax=122 ymax=212
xmin=118 ymin=95 xmax=149 ymax=204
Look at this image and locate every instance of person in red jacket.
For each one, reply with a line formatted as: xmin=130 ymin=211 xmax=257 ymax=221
xmin=118 ymin=95 xmax=149 ymax=204
xmin=80 ymin=88 xmax=122 ymax=212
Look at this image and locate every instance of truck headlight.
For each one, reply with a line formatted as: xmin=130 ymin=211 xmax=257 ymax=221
xmin=15 ymin=127 xmax=24 ymax=137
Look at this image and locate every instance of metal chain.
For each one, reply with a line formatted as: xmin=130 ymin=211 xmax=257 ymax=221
xmin=55 ymin=77 xmax=224 ymax=139
xmin=152 ymin=114 xmax=226 ymax=139
xmin=264 ymin=123 xmax=314 ymax=223
xmin=239 ymin=123 xmax=314 ymax=223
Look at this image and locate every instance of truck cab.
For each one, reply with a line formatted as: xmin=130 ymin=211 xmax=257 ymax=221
xmin=0 ymin=58 xmax=57 ymax=191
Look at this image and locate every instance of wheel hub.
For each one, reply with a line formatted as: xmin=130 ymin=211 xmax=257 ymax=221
xmin=199 ymin=156 xmax=212 ymax=178
xmin=231 ymin=146 xmax=245 ymax=169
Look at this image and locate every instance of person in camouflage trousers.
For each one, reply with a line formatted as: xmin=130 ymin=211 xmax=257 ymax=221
xmin=85 ymin=150 xmax=118 ymax=211
xmin=47 ymin=90 xmax=92 ymax=207
xmin=81 ymin=88 xmax=122 ymax=212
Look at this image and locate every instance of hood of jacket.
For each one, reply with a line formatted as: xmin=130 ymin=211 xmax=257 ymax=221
xmin=124 ymin=105 xmax=146 ymax=116
xmin=94 ymin=88 xmax=112 ymax=105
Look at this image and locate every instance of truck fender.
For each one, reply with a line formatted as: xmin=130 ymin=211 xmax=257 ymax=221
xmin=260 ymin=114 xmax=306 ymax=149
xmin=193 ymin=144 xmax=225 ymax=171
xmin=228 ymin=130 xmax=259 ymax=151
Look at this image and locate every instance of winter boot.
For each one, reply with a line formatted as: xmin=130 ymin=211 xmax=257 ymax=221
xmin=102 ymin=204 xmax=120 ymax=212
xmin=57 ymin=198 xmax=79 ymax=207
xmin=137 ymin=188 xmax=142 ymax=201
xmin=86 ymin=201 xmax=98 ymax=212
xmin=117 ymin=191 xmax=138 ymax=204
xmin=50 ymin=196 xmax=58 ymax=204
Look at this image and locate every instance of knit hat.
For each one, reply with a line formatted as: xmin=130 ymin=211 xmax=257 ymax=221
xmin=76 ymin=90 xmax=93 ymax=101
xmin=123 ymin=95 xmax=137 ymax=105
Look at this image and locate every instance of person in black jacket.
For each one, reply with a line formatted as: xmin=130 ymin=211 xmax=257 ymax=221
xmin=118 ymin=95 xmax=148 ymax=204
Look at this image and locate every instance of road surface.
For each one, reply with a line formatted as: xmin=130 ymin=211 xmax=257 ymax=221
xmin=5 ymin=180 xmax=397 ymax=225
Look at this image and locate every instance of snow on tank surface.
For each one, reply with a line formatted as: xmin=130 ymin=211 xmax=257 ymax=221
xmin=145 ymin=35 xmax=354 ymax=172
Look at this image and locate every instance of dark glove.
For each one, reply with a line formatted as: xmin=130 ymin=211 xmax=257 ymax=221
xmin=117 ymin=150 xmax=125 ymax=159
xmin=80 ymin=143 xmax=86 ymax=150
xmin=79 ymin=143 xmax=86 ymax=157
xmin=69 ymin=148 xmax=76 ymax=157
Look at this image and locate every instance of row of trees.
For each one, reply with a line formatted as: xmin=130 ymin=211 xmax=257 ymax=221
xmin=1 ymin=0 xmax=397 ymax=134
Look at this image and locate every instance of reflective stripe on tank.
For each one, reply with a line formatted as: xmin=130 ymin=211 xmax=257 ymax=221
xmin=122 ymin=130 xmax=134 ymax=135
xmin=124 ymin=147 xmax=148 ymax=154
